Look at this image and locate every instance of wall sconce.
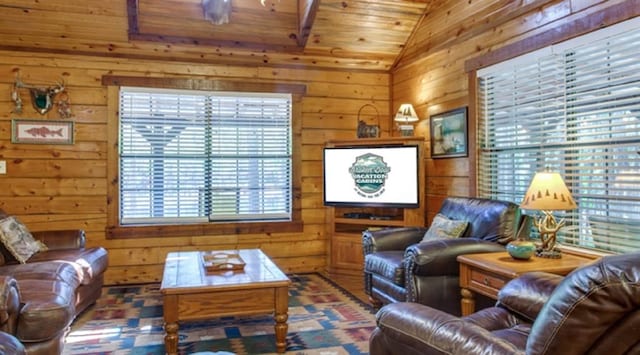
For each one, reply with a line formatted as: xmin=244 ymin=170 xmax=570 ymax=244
xmin=394 ymin=103 xmax=419 ymax=136
xmin=202 ymin=0 xmax=233 ymax=25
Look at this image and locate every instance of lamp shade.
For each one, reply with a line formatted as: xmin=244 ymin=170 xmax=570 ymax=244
xmin=394 ymin=103 xmax=419 ymax=123
xmin=520 ymin=172 xmax=577 ymax=211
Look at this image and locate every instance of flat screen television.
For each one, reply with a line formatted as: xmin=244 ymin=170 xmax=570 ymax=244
xmin=323 ymin=145 xmax=419 ymax=208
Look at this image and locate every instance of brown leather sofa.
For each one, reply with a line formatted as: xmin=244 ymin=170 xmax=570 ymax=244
xmin=369 ymin=252 xmax=640 ymax=355
xmin=363 ymin=197 xmax=529 ymax=315
xmin=0 ymin=211 xmax=108 ymax=355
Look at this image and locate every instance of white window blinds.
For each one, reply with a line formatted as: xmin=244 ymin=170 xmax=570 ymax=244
xmin=119 ymin=87 xmax=292 ymax=225
xmin=478 ymin=18 xmax=640 ymax=254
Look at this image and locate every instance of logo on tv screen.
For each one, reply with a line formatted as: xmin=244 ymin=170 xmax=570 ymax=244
xmin=348 ymin=153 xmax=391 ymax=198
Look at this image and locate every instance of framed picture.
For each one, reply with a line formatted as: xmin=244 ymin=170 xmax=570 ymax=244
xmin=430 ymin=107 xmax=468 ymax=158
xmin=11 ymin=119 xmax=74 ymax=145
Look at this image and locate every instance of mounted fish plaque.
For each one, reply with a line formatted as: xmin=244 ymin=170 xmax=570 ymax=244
xmin=11 ymin=119 xmax=74 ymax=145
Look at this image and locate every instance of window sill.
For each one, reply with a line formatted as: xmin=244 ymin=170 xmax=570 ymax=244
xmin=107 ymin=220 xmax=303 ymax=239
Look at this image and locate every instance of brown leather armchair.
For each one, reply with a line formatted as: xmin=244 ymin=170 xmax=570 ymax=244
xmin=369 ymin=252 xmax=640 ymax=355
xmin=363 ymin=197 xmax=529 ymax=315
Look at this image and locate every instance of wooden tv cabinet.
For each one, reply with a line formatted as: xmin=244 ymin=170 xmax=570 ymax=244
xmin=325 ymin=137 xmax=426 ymax=277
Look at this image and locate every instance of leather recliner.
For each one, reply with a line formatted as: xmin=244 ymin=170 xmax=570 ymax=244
xmin=362 ymin=196 xmax=529 ymax=315
xmin=369 ymin=252 xmax=640 ymax=355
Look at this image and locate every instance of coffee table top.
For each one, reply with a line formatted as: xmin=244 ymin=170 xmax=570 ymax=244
xmin=161 ymin=248 xmax=290 ymax=294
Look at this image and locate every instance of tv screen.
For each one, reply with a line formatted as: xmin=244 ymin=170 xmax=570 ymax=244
xmin=323 ymin=145 xmax=419 ymax=208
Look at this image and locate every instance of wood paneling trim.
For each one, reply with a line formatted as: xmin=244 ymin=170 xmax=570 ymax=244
xmin=101 ymin=75 xmax=307 ymax=94
xmin=467 ymin=71 xmax=478 ymax=197
xmin=297 ymin=0 xmax=320 ymax=47
xmin=108 ymin=220 xmax=304 ymax=239
xmin=126 ymin=0 xmax=139 ymax=35
xmin=464 ymin=0 xmax=640 ymax=72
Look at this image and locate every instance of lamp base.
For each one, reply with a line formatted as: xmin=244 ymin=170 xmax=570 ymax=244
xmin=536 ymin=248 xmax=562 ymax=259
xmin=398 ymin=124 xmax=414 ymax=136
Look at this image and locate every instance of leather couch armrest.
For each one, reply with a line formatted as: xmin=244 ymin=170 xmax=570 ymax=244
xmin=405 ymin=238 xmax=505 ymax=277
xmin=362 ymin=227 xmax=427 ymax=255
xmin=497 ymin=272 xmax=564 ymax=322
xmin=0 ymin=276 xmax=20 ymax=335
xmin=30 ymin=230 xmax=86 ymax=250
xmin=0 ymin=331 xmax=25 ymax=355
xmin=372 ymin=302 xmax=522 ymax=355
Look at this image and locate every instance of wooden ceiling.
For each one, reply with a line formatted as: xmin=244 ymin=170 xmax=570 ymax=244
xmin=0 ymin=0 xmax=437 ymax=71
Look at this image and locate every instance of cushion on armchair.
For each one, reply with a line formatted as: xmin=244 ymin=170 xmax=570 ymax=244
xmin=421 ymin=213 xmax=469 ymax=242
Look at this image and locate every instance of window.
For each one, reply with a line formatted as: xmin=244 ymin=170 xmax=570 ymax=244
xmin=118 ymin=87 xmax=293 ymax=225
xmin=477 ymin=18 xmax=640 ymax=254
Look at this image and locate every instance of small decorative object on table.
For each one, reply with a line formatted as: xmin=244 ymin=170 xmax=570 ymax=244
xmin=506 ymin=238 xmax=537 ymax=260
xmin=356 ymin=103 xmax=380 ymax=138
xmin=520 ymin=171 xmax=577 ymax=259
xmin=201 ymin=251 xmax=246 ymax=271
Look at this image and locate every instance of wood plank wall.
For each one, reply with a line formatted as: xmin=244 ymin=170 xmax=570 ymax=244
xmin=391 ymin=0 xmax=635 ymax=224
xmin=0 ymin=51 xmax=390 ymax=284
xmin=0 ymin=0 xmax=635 ymax=285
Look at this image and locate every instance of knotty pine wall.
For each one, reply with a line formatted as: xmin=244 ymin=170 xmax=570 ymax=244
xmin=0 ymin=51 xmax=391 ymax=284
xmin=392 ymin=0 xmax=637 ymax=225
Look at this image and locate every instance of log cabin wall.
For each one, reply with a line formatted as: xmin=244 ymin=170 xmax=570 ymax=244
xmin=0 ymin=50 xmax=391 ymax=284
xmin=392 ymin=0 xmax=638 ymax=224
xmin=1 ymin=0 xmax=637 ymax=285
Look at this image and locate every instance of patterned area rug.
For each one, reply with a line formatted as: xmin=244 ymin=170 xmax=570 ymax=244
xmin=63 ymin=274 xmax=375 ymax=354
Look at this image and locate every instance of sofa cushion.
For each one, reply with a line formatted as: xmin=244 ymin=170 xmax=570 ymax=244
xmin=365 ymin=251 xmax=405 ymax=286
xmin=0 ymin=217 xmax=47 ymax=264
xmin=14 ymin=279 xmax=75 ymax=342
xmin=28 ymin=247 xmax=108 ymax=285
xmin=421 ymin=213 xmax=469 ymax=242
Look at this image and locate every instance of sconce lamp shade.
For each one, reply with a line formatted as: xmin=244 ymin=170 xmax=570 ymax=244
xmin=394 ymin=103 xmax=419 ymax=123
xmin=202 ymin=0 xmax=233 ymax=25
xmin=520 ymin=172 xmax=577 ymax=211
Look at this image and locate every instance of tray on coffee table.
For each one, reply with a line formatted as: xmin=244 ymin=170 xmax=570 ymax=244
xmin=201 ymin=251 xmax=246 ymax=271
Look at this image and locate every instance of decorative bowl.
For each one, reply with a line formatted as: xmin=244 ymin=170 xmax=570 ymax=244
xmin=506 ymin=240 xmax=536 ymax=260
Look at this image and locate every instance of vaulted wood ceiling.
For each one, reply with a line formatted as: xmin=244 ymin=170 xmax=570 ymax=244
xmin=0 ymin=0 xmax=437 ymax=71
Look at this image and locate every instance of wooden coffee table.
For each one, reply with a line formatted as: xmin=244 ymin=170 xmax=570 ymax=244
xmin=160 ymin=248 xmax=291 ymax=354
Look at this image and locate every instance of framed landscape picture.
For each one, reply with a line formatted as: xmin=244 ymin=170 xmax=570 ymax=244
xmin=430 ymin=107 xmax=468 ymax=158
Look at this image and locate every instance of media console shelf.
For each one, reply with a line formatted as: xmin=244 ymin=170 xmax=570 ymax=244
xmin=325 ymin=137 xmax=426 ymax=277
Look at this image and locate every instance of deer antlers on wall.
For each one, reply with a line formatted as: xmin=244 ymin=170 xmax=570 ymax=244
xmin=12 ymin=72 xmax=72 ymax=118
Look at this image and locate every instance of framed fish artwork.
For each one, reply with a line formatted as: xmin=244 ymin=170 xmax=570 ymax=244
xmin=11 ymin=119 xmax=74 ymax=144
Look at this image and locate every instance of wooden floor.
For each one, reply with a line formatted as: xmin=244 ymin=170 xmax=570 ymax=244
xmin=325 ymin=273 xmax=369 ymax=305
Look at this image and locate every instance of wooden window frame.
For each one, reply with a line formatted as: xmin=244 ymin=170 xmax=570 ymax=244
xmin=103 ymin=75 xmax=306 ymax=239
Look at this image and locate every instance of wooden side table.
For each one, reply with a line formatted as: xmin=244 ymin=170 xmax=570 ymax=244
xmin=457 ymin=251 xmax=594 ymax=316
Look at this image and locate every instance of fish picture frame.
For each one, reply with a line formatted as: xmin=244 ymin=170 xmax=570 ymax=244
xmin=11 ymin=119 xmax=74 ymax=144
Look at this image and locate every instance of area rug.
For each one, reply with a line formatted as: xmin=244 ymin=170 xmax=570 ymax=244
xmin=63 ymin=273 xmax=376 ymax=354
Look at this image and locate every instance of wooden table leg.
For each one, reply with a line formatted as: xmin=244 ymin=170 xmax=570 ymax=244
xmin=163 ymin=294 xmax=179 ymax=355
xmin=274 ymin=286 xmax=289 ymax=353
xmin=460 ymin=287 xmax=475 ymax=316
xmin=164 ymin=321 xmax=179 ymax=355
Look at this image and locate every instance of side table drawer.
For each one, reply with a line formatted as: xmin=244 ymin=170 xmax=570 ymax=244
xmin=468 ymin=269 xmax=509 ymax=298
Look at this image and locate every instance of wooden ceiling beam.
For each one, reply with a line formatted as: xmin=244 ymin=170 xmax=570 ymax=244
xmin=297 ymin=0 xmax=320 ymax=47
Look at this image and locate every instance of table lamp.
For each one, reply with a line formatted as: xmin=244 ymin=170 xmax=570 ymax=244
xmin=520 ymin=171 xmax=577 ymax=258
xmin=394 ymin=103 xmax=419 ymax=136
